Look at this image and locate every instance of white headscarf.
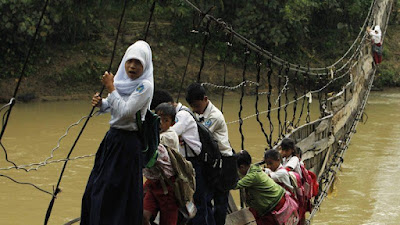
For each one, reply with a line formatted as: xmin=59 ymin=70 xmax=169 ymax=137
xmin=113 ymin=40 xmax=154 ymax=96
xmin=370 ymin=25 xmax=382 ymax=44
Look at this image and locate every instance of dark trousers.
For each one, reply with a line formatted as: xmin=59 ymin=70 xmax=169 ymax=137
xmin=187 ymin=157 xmax=211 ymax=225
xmin=81 ymin=128 xmax=143 ymax=225
xmin=206 ymin=188 xmax=229 ymax=225
xmin=206 ymin=155 xmax=238 ymax=225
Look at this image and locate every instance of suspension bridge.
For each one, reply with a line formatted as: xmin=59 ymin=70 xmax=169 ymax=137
xmin=0 ymin=0 xmax=394 ymax=224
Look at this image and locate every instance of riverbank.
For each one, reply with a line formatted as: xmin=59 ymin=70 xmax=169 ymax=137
xmin=1 ymin=23 xmax=399 ymax=104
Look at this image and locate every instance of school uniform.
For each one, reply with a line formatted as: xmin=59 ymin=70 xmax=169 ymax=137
xmin=143 ymin=128 xmax=180 ymax=225
xmin=171 ymin=103 xmax=210 ymax=225
xmin=195 ymin=100 xmax=233 ymax=225
xmin=81 ymin=41 xmax=153 ymax=225
xmin=265 ymin=164 xmax=294 ymax=193
xmin=172 ymin=102 xmax=202 ymax=157
xmin=369 ymin=26 xmax=382 ymax=64
xmin=283 ymin=155 xmax=302 ymax=179
xmin=235 ymin=165 xmax=285 ymax=225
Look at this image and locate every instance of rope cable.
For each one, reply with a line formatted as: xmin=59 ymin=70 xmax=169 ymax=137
xmin=43 ymin=0 xmax=129 ymax=224
xmin=182 ymin=0 xmax=376 ymax=75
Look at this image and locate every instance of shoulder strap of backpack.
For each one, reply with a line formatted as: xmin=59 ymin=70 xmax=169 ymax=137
xmin=179 ymin=107 xmax=198 ymax=122
xmin=178 ymin=108 xmax=200 ymax=157
xmin=184 ymin=141 xmax=199 ymax=157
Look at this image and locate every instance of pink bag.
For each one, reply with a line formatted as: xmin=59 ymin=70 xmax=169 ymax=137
xmin=272 ymin=193 xmax=300 ymax=225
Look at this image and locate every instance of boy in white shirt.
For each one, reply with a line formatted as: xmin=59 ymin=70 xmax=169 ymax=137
xmin=185 ymin=83 xmax=236 ymax=225
xmin=150 ymin=90 xmax=209 ymax=225
xmin=143 ymin=103 xmax=180 ymax=225
xmin=264 ymin=148 xmax=294 ymax=193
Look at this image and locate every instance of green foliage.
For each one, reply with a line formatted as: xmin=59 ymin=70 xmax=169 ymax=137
xmin=0 ymin=0 xmax=101 ymax=78
xmin=375 ymin=65 xmax=400 ymax=87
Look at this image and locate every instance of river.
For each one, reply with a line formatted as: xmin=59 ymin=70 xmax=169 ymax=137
xmin=0 ymin=88 xmax=398 ymax=224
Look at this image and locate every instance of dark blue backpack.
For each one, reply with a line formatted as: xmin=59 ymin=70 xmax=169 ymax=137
xmin=180 ymin=108 xmax=222 ymax=185
xmin=136 ymin=109 xmax=160 ymax=168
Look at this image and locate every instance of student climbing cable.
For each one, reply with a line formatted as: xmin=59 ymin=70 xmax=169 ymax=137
xmin=367 ymin=25 xmax=383 ymax=65
xmin=81 ymin=40 xmax=154 ymax=225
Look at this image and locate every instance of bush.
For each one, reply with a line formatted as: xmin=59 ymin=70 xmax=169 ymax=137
xmin=0 ymin=0 xmax=101 ymax=78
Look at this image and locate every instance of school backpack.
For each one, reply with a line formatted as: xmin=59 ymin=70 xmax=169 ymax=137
xmin=299 ymin=164 xmax=319 ymax=196
xmin=159 ymin=143 xmax=197 ymax=219
xmin=299 ymin=164 xmax=319 ymax=212
xmin=179 ymin=108 xmax=222 ymax=185
xmin=136 ymin=109 xmax=160 ymax=168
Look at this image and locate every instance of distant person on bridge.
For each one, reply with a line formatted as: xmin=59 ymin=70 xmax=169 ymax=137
xmin=367 ymin=25 xmax=383 ymax=64
xmin=81 ymin=40 xmax=154 ymax=225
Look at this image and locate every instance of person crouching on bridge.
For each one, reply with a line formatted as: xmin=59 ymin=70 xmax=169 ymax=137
xmin=81 ymin=40 xmax=154 ymax=225
xmin=367 ymin=25 xmax=383 ymax=65
xmin=235 ymin=150 xmax=299 ymax=225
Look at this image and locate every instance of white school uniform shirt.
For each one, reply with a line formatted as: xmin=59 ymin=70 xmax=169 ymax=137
xmin=369 ymin=25 xmax=382 ymax=44
xmin=99 ymin=80 xmax=152 ymax=131
xmin=171 ymin=103 xmax=202 ymax=157
xmin=265 ymin=164 xmax=294 ymax=191
xmin=282 ymin=155 xmax=302 ymax=179
xmin=195 ymin=100 xmax=233 ymax=156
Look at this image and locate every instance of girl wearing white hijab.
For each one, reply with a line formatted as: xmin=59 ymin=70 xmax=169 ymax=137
xmin=81 ymin=40 xmax=154 ymax=225
xmin=367 ymin=25 xmax=383 ymax=64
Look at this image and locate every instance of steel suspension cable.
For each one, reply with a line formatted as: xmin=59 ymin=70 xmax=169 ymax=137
xmin=295 ymin=70 xmax=306 ymax=127
xmin=276 ymin=66 xmax=284 ymax=139
xmin=306 ymin=72 xmax=311 ymax=123
xmin=283 ymin=66 xmax=290 ymax=135
xmin=143 ymin=0 xmax=156 ymax=40
xmin=291 ymin=68 xmax=299 ymax=126
xmin=220 ymin=33 xmax=234 ymax=113
xmin=238 ymin=49 xmax=250 ymax=150
xmin=266 ymin=59 xmax=274 ymax=148
xmin=176 ymin=11 xmax=209 ymax=103
xmin=0 ymin=0 xmax=49 ymax=143
xmin=181 ymin=0 xmax=376 ymax=75
xmin=254 ymin=55 xmax=270 ymax=145
xmin=43 ymin=0 xmax=129 ymax=224
xmin=197 ymin=20 xmax=211 ymax=83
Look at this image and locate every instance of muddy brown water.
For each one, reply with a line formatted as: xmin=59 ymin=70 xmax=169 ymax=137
xmin=0 ymin=89 xmax=398 ymax=224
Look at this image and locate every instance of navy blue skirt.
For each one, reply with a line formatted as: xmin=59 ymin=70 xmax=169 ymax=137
xmin=81 ymin=128 xmax=143 ymax=225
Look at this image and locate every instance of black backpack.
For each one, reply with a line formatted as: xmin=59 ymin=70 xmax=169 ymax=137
xmin=180 ymin=108 xmax=222 ymax=185
xmin=136 ymin=109 xmax=160 ymax=168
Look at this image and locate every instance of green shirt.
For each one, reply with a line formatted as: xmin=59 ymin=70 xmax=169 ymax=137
xmin=235 ymin=164 xmax=285 ymax=215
